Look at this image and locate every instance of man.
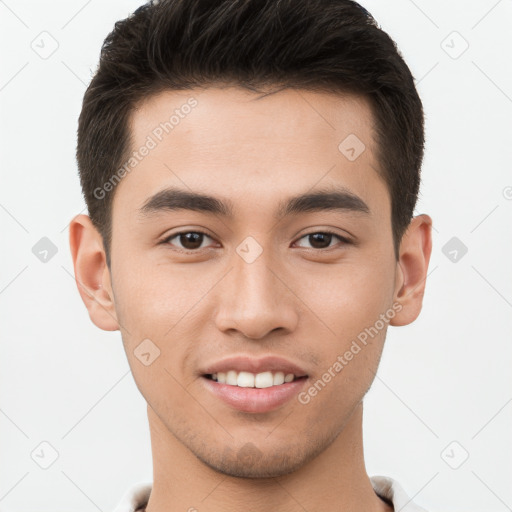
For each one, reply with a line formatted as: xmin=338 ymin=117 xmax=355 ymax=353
xmin=69 ymin=0 xmax=433 ymax=510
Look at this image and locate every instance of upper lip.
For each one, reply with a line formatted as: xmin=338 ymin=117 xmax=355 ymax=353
xmin=201 ymin=355 xmax=308 ymax=377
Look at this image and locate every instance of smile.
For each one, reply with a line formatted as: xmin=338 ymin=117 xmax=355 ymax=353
xmin=207 ymin=370 xmax=300 ymax=388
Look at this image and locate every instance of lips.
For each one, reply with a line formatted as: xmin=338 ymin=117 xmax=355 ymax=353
xmin=201 ymin=376 xmax=308 ymax=413
xmin=199 ymin=355 xmax=309 ymax=413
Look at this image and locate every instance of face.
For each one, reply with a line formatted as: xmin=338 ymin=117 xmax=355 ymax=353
xmin=98 ymin=86 xmax=402 ymax=477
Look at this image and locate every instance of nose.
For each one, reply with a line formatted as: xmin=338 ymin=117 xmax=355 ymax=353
xmin=213 ymin=250 xmax=299 ymax=340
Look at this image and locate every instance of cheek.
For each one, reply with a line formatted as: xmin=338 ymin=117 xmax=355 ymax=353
xmin=292 ymin=257 xmax=395 ymax=405
xmin=110 ymin=264 xmax=199 ymax=400
xmin=111 ymin=259 xmax=214 ymax=385
xmin=113 ymin=257 xmax=201 ymax=335
xmin=297 ymin=257 xmax=395 ymax=344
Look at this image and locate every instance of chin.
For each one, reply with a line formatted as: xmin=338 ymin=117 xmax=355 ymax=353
xmin=202 ymin=455 xmax=303 ymax=479
xmin=194 ymin=440 xmax=324 ymax=479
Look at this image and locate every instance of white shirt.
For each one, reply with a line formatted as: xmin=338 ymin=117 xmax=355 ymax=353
xmin=112 ymin=475 xmax=428 ymax=512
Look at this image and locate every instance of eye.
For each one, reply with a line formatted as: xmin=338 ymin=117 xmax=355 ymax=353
xmin=161 ymin=229 xmax=351 ymax=252
xmin=294 ymin=231 xmax=350 ymax=250
xmin=162 ymin=230 xmax=216 ymax=251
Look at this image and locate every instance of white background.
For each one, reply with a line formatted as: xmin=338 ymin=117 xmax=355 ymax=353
xmin=1 ymin=1 xmax=511 ymax=511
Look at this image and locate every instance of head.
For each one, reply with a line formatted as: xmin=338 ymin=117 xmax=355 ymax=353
xmin=70 ymin=0 xmax=432 ymax=479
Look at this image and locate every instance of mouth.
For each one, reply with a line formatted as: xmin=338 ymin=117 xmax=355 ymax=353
xmin=199 ymin=355 xmax=310 ymax=413
xmin=201 ymin=372 xmax=309 ymax=414
xmin=203 ymin=370 xmax=307 ymax=388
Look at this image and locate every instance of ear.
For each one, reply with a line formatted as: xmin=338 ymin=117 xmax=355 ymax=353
xmin=69 ymin=214 xmax=119 ymax=331
xmin=389 ymin=214 xmax=433 ymax=327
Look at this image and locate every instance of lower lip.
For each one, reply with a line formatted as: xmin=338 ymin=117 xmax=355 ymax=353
xmin=201 ymin=376 xmax=308 ymax=413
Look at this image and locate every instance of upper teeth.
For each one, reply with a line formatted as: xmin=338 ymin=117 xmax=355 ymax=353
xmin=212 ymin=371 xmax=296 ymax=388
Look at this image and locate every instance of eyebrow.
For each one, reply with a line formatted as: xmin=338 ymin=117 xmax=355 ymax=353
xmin=138 ymin=186 xmax=370 ymax=219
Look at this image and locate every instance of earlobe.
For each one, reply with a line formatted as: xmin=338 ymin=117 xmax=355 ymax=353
xmin=69 ymin=214 xmax=119 ymax=331
xmin=389 ymin=214 xmax=433 ymax=327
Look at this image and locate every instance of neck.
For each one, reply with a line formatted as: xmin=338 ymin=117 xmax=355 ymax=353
xmin=144 ymin=402 xmax=391 ymax=512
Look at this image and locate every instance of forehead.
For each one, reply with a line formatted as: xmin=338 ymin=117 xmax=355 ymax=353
xmin=112 ymin=86 xmax=389 ymax=221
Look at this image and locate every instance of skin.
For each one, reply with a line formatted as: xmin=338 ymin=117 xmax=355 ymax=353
xmin=69 ymin=86 xmax=432 ymax=512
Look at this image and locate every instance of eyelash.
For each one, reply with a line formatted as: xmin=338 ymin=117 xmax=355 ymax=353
xmin=160 ymin=229 xmax=351 ymax=252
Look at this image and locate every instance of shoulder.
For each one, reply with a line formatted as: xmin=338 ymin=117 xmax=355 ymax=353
xmin=112 ymin=481 xmax=152 ymax=512
xmin=370 ymin=475 xmax=429 ymax=512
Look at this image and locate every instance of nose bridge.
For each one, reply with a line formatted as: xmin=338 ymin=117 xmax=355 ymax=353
xmin=236 ymin=251 xmax=278 ymax=307
xmin=214 ymin=243 xmax=298 ymax=338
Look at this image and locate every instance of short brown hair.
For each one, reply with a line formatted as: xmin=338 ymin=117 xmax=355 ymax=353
xmin=76 ymin=0 xmax=425 ymax=267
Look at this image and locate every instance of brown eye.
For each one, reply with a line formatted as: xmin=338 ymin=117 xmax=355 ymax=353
xmin=295 ymin=231 xmax=349 ymax=250
xmin=163 ymin=231 xmax=214 ymax=251
xmin=308 ymin=233 xmax=333 ymax=249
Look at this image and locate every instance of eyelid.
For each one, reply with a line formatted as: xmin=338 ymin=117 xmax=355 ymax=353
xmin=160 ymin=229 xmax=216 ymax=249
xmin=293 ymin=229 xmax=351 ymax=249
